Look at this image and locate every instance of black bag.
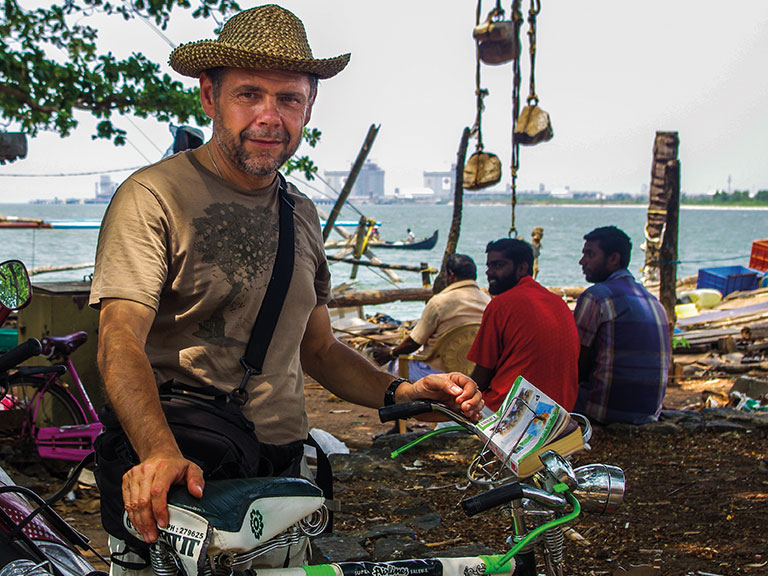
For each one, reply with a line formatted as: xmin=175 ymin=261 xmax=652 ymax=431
xmin=94 ymin=380 xmax=304 ymax=552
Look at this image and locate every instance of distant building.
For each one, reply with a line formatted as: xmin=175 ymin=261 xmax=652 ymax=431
xmin=85 ymin=174 xmax=119 ymax=204
xmin=423 ymin=166 xmax=455 ymax=200
xmin=394 ymin=187 xmax=436 ymax=200
xmin=324 ymin=160 xmax=385 ymax=201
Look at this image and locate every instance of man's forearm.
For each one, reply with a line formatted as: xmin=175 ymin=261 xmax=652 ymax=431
xmin=304 ymin=338 xmax=395 ymax=409
xmin=101 ymin=341 xmax=177 ymax=460
xmin=391 ymin=336 xmax=421 ymax=358
xmin=470 ymin=364 xmax=494 ymax=392
xmin=98 ymin=301 xmax=179 ymax=461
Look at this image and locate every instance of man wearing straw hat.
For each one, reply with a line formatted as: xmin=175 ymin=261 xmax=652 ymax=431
xmin=90 ymin=4 xmax=483 ymax=571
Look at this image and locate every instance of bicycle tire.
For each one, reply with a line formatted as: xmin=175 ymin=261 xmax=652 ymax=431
xmin=4 ymin=376 xmax=86 ymax=435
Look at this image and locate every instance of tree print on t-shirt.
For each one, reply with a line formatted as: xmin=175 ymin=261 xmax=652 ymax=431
xmin=192 ymin=202 xmax=278 ymax=345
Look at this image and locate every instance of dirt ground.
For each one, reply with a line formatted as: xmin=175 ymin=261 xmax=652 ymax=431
xmin=2 ymin=375 xmax=767 ymax=576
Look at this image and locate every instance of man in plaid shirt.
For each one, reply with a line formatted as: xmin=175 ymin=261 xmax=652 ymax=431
xmin=574 ymin=226 xmax=671 ymax=424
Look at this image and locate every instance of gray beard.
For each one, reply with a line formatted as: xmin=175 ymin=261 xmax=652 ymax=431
xmin=214 ymin=125 xmax=298 ymax=177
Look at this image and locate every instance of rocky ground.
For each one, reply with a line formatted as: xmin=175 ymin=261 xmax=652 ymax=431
xmin=1 ymin=376 xmax=767 ymax=576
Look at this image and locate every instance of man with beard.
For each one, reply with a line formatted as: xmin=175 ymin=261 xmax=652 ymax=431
xmin=89 ymin=5 xmax=483 ymax=571
xmin=467 ymin=238 xmax=579 ymax=412
xmin=574 ymin=226 xmax=671 ymax=424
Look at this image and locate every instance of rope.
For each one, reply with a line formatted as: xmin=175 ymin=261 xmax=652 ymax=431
xmin=508 ymin=0 xmax=523 ymax=238
xmin=0 ymin=167 xmax=144 ymax=177
xmin=525 ymin=0 xmax=541 ymax=106
xmin=471 ymin=0 xmax=490 ymax=153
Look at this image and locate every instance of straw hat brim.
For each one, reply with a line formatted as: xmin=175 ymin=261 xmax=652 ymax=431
xmin=170 ymin=40 xmax=351 ymax=79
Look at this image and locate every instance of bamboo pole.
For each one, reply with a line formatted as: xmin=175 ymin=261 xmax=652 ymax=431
xmin=350 ymin=217 xmax=368 ymax=280
xmin=434 ymin=127 xmax=471 ymax=293
xmin=326 ymin=256 xmax=436 ymax=274
xmin=29 ymin=262 xmax=94 ymax=276
xmin=322 ymin=124 xmax=380 ymax=242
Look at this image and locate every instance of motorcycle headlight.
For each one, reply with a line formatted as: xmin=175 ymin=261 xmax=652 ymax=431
xmin=572 ymin=463 xmax=626 ymax=514
xmin=0 ymin=559 xmax=53 ymax=576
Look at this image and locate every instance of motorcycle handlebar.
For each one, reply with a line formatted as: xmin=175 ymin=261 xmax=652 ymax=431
xmin=461 ymin=482 xmax=525 ymax=516
xmin=0 ymin=338 xmax=42 ymax=374
xmin=378 ymin=401 xmax=434 ymax=422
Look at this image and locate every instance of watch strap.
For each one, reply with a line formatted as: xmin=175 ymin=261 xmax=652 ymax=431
xmin=384 ymin=377 xmax=409 ymax=406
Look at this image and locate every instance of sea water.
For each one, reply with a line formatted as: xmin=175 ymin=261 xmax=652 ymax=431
xmin=0 ymin=202 xmax=764 ymax=320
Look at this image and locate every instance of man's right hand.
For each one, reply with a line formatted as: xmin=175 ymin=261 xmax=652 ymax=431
xmin=121 ymin=453 xmax=205 ymax=543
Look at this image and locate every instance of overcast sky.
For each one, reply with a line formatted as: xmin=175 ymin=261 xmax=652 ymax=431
xmin=2 ymin=0 xmax=767 ymax=203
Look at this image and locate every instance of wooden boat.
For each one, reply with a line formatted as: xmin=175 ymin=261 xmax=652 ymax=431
xmin=367 ymin=230 xmax=439 ymax=251
xmin=0 ymin=217 xmax=51 ymax=228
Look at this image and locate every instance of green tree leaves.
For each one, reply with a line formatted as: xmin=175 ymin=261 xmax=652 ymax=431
xmin=0 ymin=0 xmax=236 ymax=143
xmin=1 ymin=1 xmax=323 ymax=177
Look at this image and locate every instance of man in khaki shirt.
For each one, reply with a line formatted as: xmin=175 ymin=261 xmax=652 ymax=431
xmin=374 ymin=254 xmax=490 ymax=379
xmin=89 ymin=5 xmax=484 ymax=566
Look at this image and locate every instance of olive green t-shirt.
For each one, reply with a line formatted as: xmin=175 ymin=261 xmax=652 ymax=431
xmin=90 ymin=151 xmax=331 ymax=444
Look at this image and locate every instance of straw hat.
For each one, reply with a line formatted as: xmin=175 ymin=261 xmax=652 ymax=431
xmin=169 ymin=4 xmax=350 ymax=79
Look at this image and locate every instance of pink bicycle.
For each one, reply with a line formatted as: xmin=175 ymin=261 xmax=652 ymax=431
xmin=0 ymin=331 xmax=103 ymax=461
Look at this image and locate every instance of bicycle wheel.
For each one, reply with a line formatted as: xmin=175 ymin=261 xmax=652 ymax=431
xmin=4 ymin=376 xmax=86 ymax=433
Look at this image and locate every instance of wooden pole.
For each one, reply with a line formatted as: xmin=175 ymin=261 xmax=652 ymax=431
xmin=420 ymin=262 xmax=432 ymax=287
xmin=326 ymin=256 xmax=436 ymax=275
xmin=659 ymin=159 xmax=681 ymax=327
xmin=350 ymin=217 xmax=368 ymax=279
xmin=642 ymin=132 xmax=679 ymax=286
xmin=329 ymin=286 xmax=432 ymax=308
xmin=434 ymin=127 xmax=471 ymax=293
xmin=322 ymin=124 xmax=380 ymax=242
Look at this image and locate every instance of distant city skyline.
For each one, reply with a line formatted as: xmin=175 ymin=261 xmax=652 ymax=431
xmin=23 ymin=160 xmax=697 ymax=206
xmin=1 ymin=0 xmax=767 ymax=203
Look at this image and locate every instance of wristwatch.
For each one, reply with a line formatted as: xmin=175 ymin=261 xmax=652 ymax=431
xmin=384 ymin=377 xmax=409 ymax=406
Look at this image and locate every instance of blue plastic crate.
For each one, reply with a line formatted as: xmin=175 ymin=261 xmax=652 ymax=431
xmin=696 ymin=265 xmax=759 ymax=296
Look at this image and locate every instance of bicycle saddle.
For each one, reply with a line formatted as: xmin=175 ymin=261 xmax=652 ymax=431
xmin=41 ymin=331 xmax=88 ymax=356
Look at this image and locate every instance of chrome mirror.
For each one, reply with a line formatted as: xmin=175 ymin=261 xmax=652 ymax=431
xmin=539 ymin=450 xmax=578 ymax=490
xmin=0 ymin=260 xmax=31 ymax=312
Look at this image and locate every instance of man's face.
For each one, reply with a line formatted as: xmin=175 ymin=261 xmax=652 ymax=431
xmin=486 ymin=250 xmax=524 ymax=295
xmin=579 ymin=240 xmax=613 ymax=283
xmin=203 ymin=68 xmax=313 ymax=179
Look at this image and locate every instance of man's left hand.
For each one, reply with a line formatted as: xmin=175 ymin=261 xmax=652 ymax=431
xmin=398 ymin=372 xmax=484 ymax=421
xmin=372 ymin=345 xmax=394 ymax=366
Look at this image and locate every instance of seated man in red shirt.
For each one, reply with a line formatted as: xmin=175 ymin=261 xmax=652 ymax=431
xmin=468 ymin=238 xmax=579 ymax=412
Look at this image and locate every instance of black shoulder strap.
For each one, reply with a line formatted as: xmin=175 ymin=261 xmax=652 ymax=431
xmin=231 ymin=173 xmax=295 ymax=405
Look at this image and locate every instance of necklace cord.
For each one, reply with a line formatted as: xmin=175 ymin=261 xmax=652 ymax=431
xmin=206 ymin=142 xmax=223 ymax=179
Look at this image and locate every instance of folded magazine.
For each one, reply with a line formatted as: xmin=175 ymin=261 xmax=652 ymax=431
xmin=476 ymin=376 xmax=583 ymax=477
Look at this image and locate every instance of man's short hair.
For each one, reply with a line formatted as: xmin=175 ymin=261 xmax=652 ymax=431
xmin=584 ymin=226 xmax=632 ymax=268
xmin=205 ymin=66 xmax=319 ymax=104
xmin=485 ymin=238 xmax=534 ymax=273
xmin=446 ymin=253 xmax=477 ymax=281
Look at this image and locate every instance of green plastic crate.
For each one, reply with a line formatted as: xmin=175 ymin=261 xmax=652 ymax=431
xmin=0 ymin=328 xmax=18 ymax=353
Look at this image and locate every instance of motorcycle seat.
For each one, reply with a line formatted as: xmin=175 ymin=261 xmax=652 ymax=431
xmin=167 ymin=477 xmax=323 ymax=533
